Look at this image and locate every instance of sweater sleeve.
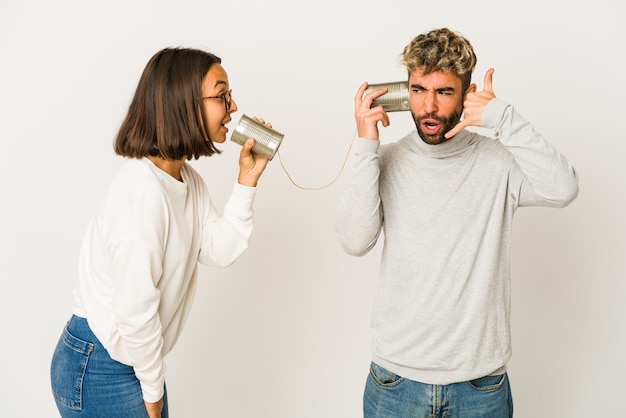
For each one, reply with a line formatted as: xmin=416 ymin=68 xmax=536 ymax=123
xmin=482 ymin=98 xmax=579 ymax=208
xmin=108 ymin=237 xmax=166 ymax=403
xmin=335 ymin=137 xmax=384 ymax=256
xmin=197 ymin=182 xmax=257 ymax=267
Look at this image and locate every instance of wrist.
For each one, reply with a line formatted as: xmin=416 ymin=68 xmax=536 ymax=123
xmin=238 ymin=177 xmax=257 ymax=187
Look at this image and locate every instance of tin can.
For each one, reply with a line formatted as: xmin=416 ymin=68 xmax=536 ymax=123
xmin=365 ymin=81 xmax=409 ymax=112
xmin=230 ymin=114 xmax=284 ymax=160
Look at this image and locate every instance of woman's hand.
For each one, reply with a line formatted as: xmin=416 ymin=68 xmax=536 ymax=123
xmin=144 ymin=399 xmax=163 ymax=418
xmin=237 ymin=116 xmax=270 ymax=187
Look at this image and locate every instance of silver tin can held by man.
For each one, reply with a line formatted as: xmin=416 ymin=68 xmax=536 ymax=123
xmin=230 ymin=114 xmax=284 ymax=161
xmin=365 ymin=81 xmax=410 ymax=112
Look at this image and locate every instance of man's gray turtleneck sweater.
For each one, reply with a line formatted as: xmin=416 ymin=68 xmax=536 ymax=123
xmin=336 ymin=98 xmax=578 ymax=384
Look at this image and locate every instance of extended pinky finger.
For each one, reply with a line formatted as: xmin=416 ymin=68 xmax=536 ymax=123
xmin=444 ymin=121 xmax=467 ymax=139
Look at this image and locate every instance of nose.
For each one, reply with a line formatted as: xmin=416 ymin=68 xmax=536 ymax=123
xmin=423 ymin=91 xmax=438 ymax=114
xmin=228 ymin=97 xmax=238 ymax=113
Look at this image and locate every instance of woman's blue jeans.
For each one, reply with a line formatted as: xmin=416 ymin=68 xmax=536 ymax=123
xmin=50 ymin=315 xmax=169 ymax=417
xmin=364 ymin=362 xmax=513 ymax=418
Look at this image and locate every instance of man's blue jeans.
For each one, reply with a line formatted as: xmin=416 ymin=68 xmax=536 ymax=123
xmin=364 ymin=362 xmax=513 ymax=418
xmin=50 ymin=315 xmax=169 ymax=417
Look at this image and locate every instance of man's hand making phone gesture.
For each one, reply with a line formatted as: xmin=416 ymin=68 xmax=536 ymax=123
xmin=445 ymin=68 xmax=496 ymax=139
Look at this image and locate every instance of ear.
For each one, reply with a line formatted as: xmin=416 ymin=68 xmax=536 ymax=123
xmin=465 ymin=83 xmax=477 ymax=96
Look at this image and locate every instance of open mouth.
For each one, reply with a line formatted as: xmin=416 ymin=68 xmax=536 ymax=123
xmin=421 ymin=119 xmax=441 ymax=135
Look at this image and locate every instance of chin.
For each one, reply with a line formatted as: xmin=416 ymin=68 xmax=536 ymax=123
xmin=417 ymin=130 xmax=446 ymax=145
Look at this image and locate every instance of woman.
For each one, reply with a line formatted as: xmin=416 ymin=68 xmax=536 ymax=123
xmin=50 ymin=47 xmax=270 ymax=417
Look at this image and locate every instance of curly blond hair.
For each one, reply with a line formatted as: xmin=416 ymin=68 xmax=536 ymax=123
xmin=400 ymin=28 xmax=477 ymax=92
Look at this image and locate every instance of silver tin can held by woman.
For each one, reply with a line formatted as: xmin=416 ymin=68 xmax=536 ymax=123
xmin=230 ymin=114 xmax=284 ymax=161
xmin=365 ymin=81 xmax=409 ymax=112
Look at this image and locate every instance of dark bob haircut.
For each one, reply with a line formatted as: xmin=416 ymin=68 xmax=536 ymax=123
xmin=114 ymin=47 xmax=222 ymax=160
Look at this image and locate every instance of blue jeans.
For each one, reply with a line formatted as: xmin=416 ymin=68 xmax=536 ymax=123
xmin=50 ymin=315 xmax=169 ymax=417
xmin=364 ymin=362 xmax=513 ymax=418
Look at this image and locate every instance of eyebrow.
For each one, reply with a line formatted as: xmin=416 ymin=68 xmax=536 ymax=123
xmin=213 ymin=80 xmax=228 ymax=88
xmin=410 ymin=84 xmax=456 ymax=93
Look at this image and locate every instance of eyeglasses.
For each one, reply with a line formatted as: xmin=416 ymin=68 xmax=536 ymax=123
xmin=202 ymin=89 xmax=232 ymax=111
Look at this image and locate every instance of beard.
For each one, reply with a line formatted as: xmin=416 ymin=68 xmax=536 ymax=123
xmin=412 ymin=109 xmax=462 ymax=145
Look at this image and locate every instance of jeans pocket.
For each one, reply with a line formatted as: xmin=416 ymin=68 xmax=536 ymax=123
xmin=50 ymin=323 xmax=94 ymax=410
xmin=466 ymin=373 xmax=506 ymax=392
xmin=369 ymin=362 xmax=405 ymax=388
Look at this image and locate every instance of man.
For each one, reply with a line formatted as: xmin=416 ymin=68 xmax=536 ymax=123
xmin=335 ymin=28 xmax=578 ymax=417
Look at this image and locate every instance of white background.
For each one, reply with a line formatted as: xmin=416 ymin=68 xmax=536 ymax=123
xmin=1 ymin=0 xmax=624 ymax=416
